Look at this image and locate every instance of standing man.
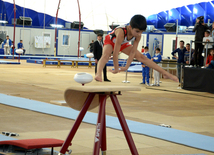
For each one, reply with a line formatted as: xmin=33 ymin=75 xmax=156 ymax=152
xmin=171 ymin=40 xmax=187 ymax=86
xmin=93 ymin=34 xmax=111 ymax=82
xmin=17 ymin=40 xmax=26 ymax=55
xmin=87 ymin=40 xmax=94 ymax=53
xmin=193 ymin=16 xmax=209 ymax=67
xmin=3 ymin=35 xmax=12 ymax=55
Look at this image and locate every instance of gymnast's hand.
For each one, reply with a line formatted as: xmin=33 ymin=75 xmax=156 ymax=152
xmin=163 ymin=72 xmax=179 ymax=82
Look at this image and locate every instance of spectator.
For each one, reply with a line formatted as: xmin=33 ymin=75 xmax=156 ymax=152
xmin=17 ymin=40 xmax=26 ymax=55
xmin=193 ymin=16 xmax=209 ymax=67
xmin=141 ymin=46 xmax=144 ymax=53
xmin=205 ymin=49 xmax=214 ymax=69
xmin=185 ymin=43 xmax=194 ymax=65
xmin=140 ymin=46 xmax=151 ymax=86
xmin=211 ymin=22 xmax=214 ymax=48
xmin=171 ymin=40 xmax=187 ymax=86
xmin=87 ymin=40 xmax=94 ymax=53
xmin=151 ymin=48 xmax=162 ymax=86
xmin=203 ymin=30 xmax=213 ymax=59
xmin=3 ymin=35 xmax=12 ymax=55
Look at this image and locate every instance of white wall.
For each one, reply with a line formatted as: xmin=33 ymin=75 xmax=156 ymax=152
xmin=148 ymin=34 xmax=162 ymax=57
xmin=57 ymin=29 xmax=97 ymax=56
xmin=0 ymin=26 xmax=55 ymax=55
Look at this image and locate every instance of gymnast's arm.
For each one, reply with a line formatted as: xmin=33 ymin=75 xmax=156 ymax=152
xmin=124 ymin=36 xmax=141 ymax=70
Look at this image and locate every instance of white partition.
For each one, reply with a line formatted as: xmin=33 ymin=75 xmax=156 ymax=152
xmin=57 ymin=30 xmax=97 ymax=56
xmin=148 ymin=33 xmax=163 ymax=57
xmin=0 ymin=26 xmax=55 ymax=55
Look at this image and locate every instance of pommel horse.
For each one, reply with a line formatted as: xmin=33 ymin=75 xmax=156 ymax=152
xmin=59 ymin=86 xmax=141 ymax=155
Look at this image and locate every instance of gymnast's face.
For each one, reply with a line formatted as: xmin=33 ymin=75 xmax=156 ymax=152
xmin=130 ymin=26 xmax=143 ymax=37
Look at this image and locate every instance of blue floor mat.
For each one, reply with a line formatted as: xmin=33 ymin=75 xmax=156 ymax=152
xmin=0 ymin=60 xmax=20 ymax=64
xmin=0 ymin=94 xmax=213 ymax=152
xmin=127 ymin=65 xmax=142 ymax=73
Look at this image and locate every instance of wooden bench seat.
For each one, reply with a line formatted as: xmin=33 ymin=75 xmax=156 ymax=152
xmin=43 ymin=59 xmax=94 ymax=68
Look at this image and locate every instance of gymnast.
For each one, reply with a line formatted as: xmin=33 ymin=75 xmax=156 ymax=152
xmin=95 ymin=14 xmax=178 ymax=83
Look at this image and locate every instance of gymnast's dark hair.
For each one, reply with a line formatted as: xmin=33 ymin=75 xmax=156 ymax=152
xmin=130 ymin=15 xmax=147 ymax=31
xmin=144 ymin=46 xmax=148 ymax=49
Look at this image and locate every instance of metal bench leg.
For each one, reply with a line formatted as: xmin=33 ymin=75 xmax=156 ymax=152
xmin=71 ymin=61 xmax=74 ymax=68
xmin=110 ymin=95 xmax=139 ymax=155
xmin=93 ymin=95 xmax=107 ymax=155
xmin=101 ymin=106 xmax=106 ymax=155
xmin=51 ymin=147 xmax=53 ymax=155
xmin=59 ymin=93 xmax=95 ymax=154
xmin=76 ymin=61 xmax=78 ymax=68
xmin=57 ymin=60 xmax=61 ymax=68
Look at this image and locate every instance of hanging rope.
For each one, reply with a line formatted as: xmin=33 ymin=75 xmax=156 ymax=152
xmin=12 ymin=0 xmax=16 ymax=59
xmin=42 ymin=0 xmax=46 ymax=54
xmin=22 ymin=0 xmax=25 ymax=42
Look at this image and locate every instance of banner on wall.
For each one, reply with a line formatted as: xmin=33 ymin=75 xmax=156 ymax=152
xmin=34 ymin=36 xmax=51 ymax=48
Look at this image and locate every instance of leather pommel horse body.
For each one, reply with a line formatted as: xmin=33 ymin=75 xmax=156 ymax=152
xmin=59 ymin=86 xmax=141 ymax=155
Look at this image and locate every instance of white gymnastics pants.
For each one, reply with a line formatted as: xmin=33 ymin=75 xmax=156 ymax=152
xmin=154 ymin=69 xmax=160 ymax=85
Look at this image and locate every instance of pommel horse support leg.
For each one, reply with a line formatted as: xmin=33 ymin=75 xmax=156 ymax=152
xmin=59 ymin=86 xmax=141 ymax=155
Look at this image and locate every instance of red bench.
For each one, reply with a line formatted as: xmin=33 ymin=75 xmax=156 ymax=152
xmin=0 ymin=138 xmax=70 ymax=155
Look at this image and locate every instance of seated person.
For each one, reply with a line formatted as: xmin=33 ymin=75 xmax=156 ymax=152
xmin=205 ymin=49 xmax=214 ymax=69
xmin=3 ymin=35 xmax=12 ymax=55
xmin=17 ymin=40 xmax=25 ymax=55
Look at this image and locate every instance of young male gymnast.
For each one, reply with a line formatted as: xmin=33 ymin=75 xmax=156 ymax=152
xmin=95 ymin=14 xmax=178 ymax=82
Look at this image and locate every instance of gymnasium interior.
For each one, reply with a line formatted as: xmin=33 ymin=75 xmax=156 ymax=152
xmin=0 ymin=0 xmax=214 ymax=155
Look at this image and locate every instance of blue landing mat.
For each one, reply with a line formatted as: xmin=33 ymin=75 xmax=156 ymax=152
xmin=0 ymin=134 xmax=16 ymax=141
xmin=0 ymin=60 xmax=20 ymax=64
xmin=0 ymin=94 xmax=214 ymax=152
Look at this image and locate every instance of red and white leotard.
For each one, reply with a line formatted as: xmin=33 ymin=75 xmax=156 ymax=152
xmin=104 ymin=25 xmax=135 ymax=51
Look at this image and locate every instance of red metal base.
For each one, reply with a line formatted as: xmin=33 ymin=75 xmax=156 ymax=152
xmin=59 ymin=93 xmax=138 ymax=155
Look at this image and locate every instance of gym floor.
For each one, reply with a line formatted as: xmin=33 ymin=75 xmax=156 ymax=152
xmin=0 ymin=60 xmax=214 ymax=155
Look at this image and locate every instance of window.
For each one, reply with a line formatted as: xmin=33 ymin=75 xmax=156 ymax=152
xmin=62 ymin=34 xmax=70 ymax=46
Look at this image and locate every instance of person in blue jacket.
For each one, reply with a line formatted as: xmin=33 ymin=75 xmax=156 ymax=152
xmin=140 ymin=46 xmax=151 ymax=85
xmin=151 ymin=48 xmax=162 ymax=86
xmin=3 ymin=35 xmax=12 ymax=55
xmin=17 ymin=40 xmax=26 ymax=55
xmin=171 ymin=40 xmax=187 ymax=86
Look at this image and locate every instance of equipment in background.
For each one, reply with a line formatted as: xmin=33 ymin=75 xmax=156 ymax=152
xmin=93 ymin=29 xmax=104 ymax=35
xmin=164 ymin=23 xmax=176 ymax=32
xmin=71 ymin=21 xmax=84 ymax=29
xmin=16 ymin=16 xmax=32 ymax=26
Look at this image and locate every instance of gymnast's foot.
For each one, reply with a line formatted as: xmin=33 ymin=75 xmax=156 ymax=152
xmin=163 ymin=72 xmax=179 ymax=82
xmin=95 ymin=74 xmax=102 ymax=82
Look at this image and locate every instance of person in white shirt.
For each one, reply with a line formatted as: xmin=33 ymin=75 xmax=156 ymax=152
xmin=203 ymin=30 xmax=213 ymax=57
xmin=151 ymin=48 xmax=162 ymax=86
